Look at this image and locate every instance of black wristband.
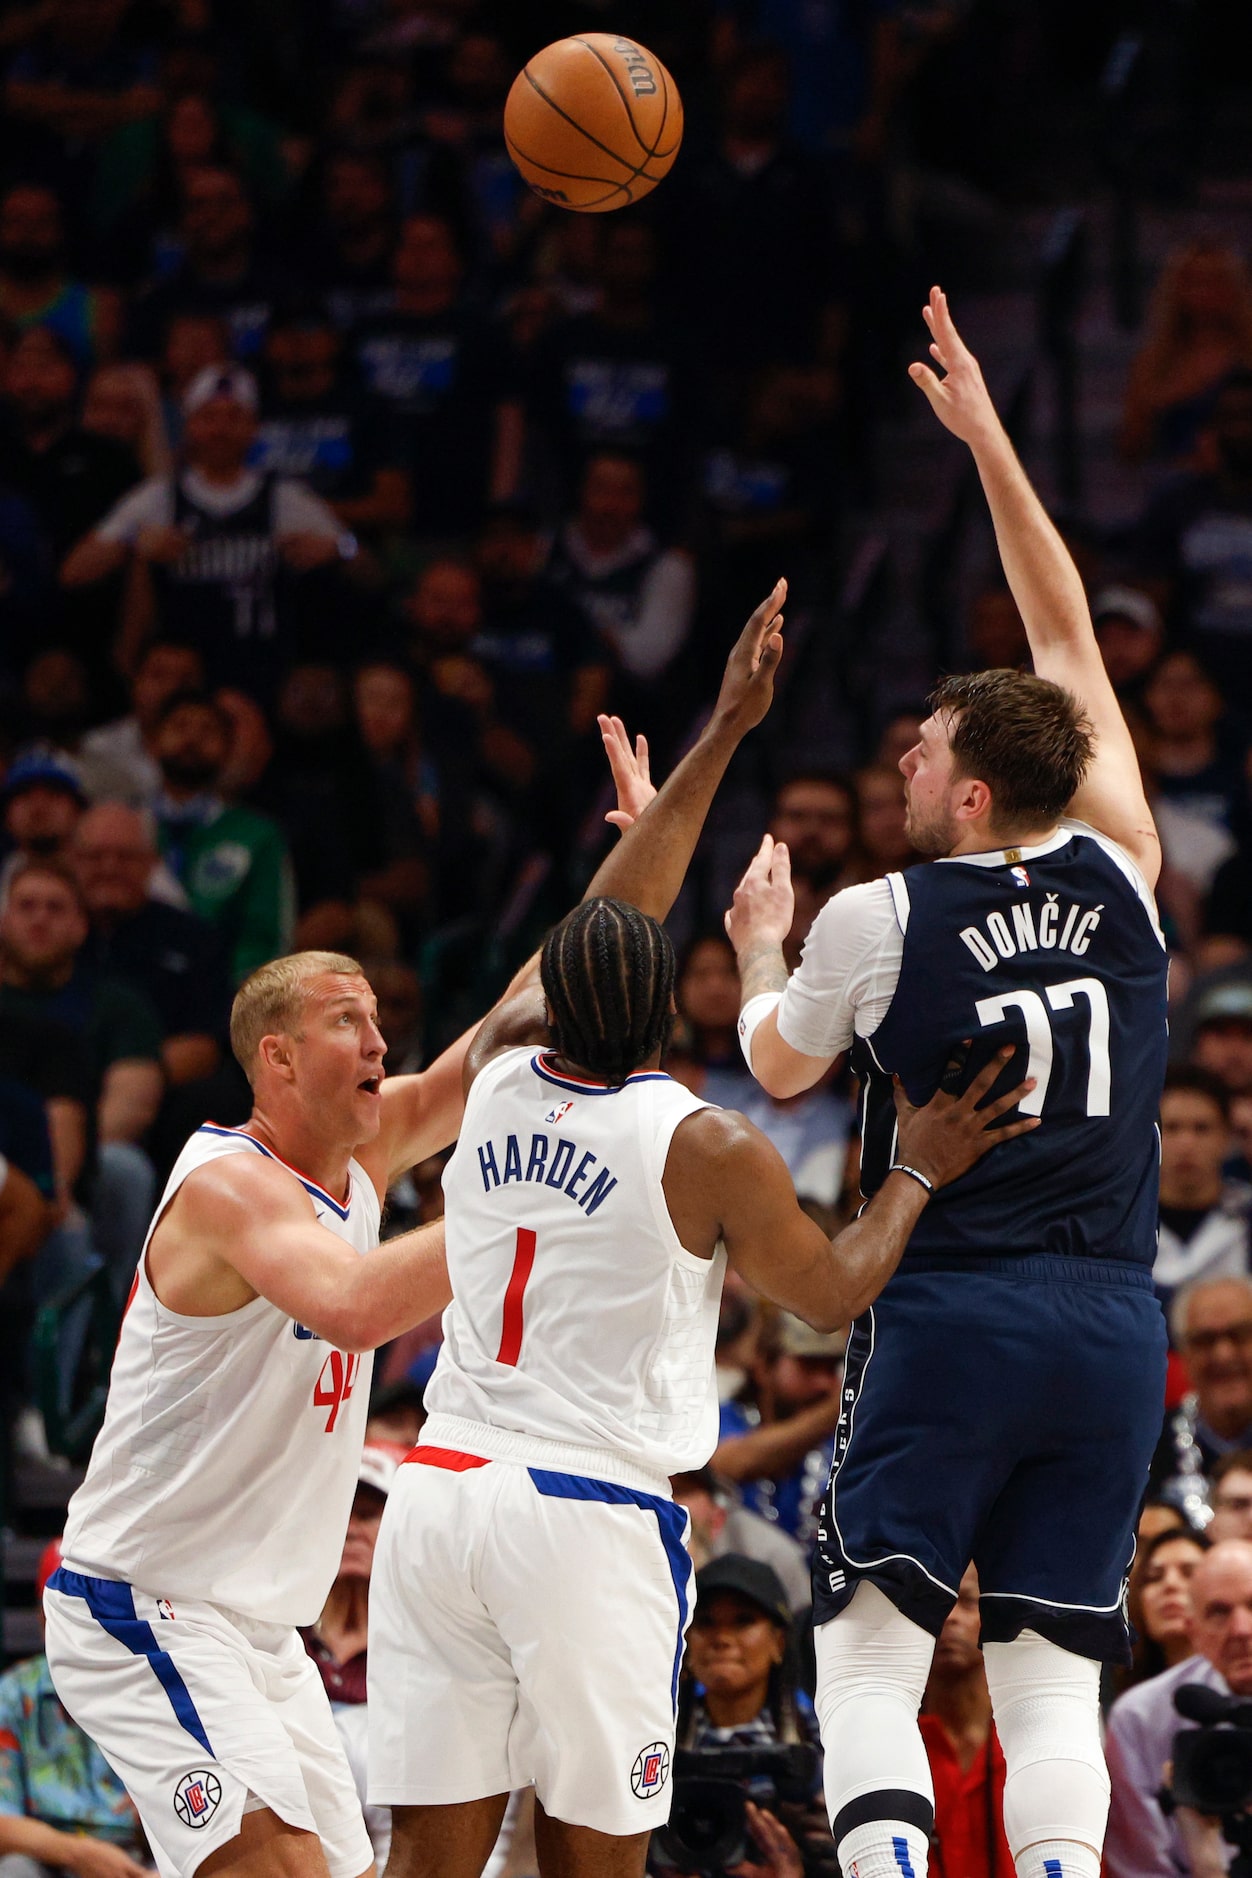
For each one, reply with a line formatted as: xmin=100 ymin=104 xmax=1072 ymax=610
xmin=889 ymin=1162 xmax=935 ymax=1196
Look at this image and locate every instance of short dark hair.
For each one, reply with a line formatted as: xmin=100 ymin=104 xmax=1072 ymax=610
xmin=6 ymin=854 xmax=86 ymax=912
xmin=773 ymin=769 xmax=857 ymax=810
xmin=929 ymin=669 xmax=1094 ymax=827
xmin=541 ymin=898 xmax=675 ymax=1087
xmin=1138 ymin=1525 xmax=1210 ymax=1568
xmin=154 ymin=688 xmax=230 ymax=733
xmin=1213 ymin=1449 xmax=1252 ymax=1488
xmin=1163 ymin=1064 xmax=1231 ymax=1123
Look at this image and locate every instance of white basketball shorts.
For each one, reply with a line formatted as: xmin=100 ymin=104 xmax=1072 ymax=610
xmin=43 ymin=1567 xmax=373 ymax=1878
xmin=367 ymin=1443 xmax=694 ymax=1836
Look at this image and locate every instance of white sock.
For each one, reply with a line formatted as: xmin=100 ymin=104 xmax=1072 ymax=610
xmin=1013 ymin=1840 xmax=1100 ymax=1878
xmin=838 ymin=1820 xmax=931 ymax=1878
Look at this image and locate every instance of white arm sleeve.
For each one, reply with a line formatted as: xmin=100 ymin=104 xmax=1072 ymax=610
xmin=92 ymin=478 xmax=174 ymax=544
xmin=776 ymin=878 xmax=906 ymax=1059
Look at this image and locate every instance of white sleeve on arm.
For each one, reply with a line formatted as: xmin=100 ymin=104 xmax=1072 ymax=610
xmin=92 ymin=478 xmax=173 ymax=545
xmin=776 ymin=878 xmax=906 ymax=1059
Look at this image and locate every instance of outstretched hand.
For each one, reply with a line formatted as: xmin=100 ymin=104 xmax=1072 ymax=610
xmin=598 ymin=715 xmax=656 ymax=831
xmin=907 ymin=286 xmax=1002 ymax=449
xmin=711 ymin=578 xmax=786 ymax=734
xmin=893 ymin=1046 xmax=1040 ymax=1190
xmin=725 ymin=832 xmax=794 ymax=957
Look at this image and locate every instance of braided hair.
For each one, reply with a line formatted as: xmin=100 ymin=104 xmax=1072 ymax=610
xmin=540 ymin=897 xmax=676 ymax=1087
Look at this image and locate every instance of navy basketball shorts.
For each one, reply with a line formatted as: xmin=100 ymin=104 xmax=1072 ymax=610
xmin=812 ymin=1255 xmax=1168 ymax=1662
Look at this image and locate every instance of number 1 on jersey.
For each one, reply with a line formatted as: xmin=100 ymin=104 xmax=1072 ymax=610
xmin=974 ymin=976 xmax=1111 ymax=1117
xmin=497 ymin=1227 xmax=536 ymax=1366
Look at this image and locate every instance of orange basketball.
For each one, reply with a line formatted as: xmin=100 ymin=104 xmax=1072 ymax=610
xmin=504 ymin=34 xmax=683 ymax=214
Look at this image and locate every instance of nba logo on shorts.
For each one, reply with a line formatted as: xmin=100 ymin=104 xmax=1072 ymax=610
xmin=631 ymin=1742 xmax=670 ymax=1798
xmin=174 ymin=1769 xmax=222 ymax=1828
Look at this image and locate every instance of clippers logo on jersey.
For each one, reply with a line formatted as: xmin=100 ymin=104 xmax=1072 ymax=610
xmin=545 ymin=1100 xmax=574 ymax=1126
xmin=313 ymin=1349 xmax=360 ymax=1432
xmin=1011 ymin=865 xmax=1030 ymax=889
xmin=631 ymin=1742 xmax=670 ymax=1798
xmin=174 ymin=1770 xmax=221 ymax=1828
xmin=292 ymin=1322 xmax=321 ymax=1341
xmin=157 ymin=1599 xmax=175 ymax=1620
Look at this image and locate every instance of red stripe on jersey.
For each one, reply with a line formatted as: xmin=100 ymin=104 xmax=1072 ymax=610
xmin=403 ymin=1446 xmax=492 ymax=1471
xmin=0 ymin=1728 xmax=19 ymax=1751
xmin=496 ymin=1226 xmax=536 ymax=1366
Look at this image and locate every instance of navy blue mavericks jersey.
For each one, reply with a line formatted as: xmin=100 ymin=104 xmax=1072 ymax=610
xmin=853 ymin=827 xmax=1168 ymax=1267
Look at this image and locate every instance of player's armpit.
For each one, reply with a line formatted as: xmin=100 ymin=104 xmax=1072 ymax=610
xmin=1039 ymin=644 xmax=1162 ymax=888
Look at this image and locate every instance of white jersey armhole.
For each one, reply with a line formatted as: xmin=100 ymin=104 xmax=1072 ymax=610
xmin=647 ymin=1094 xmax=717 ymax=1274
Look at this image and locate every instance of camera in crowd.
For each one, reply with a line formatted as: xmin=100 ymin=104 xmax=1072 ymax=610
xmin=649 ymin=1741 xmax=820 ymax=1875
xmin=1164 ymin=1683 xmax=1252 ymax=1871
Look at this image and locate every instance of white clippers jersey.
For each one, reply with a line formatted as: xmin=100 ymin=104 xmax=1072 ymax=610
xmin=61 ymin=1125 xmax=380 ymax=1626
xmin=424 ymin=1048 xmax=726 ymax=1480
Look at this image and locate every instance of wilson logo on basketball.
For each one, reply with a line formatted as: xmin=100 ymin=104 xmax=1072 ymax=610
xmin=613 ymin=40 xmax=657 ymax=96
xmin=314 ymin=1350 xmax=360 ymax=1432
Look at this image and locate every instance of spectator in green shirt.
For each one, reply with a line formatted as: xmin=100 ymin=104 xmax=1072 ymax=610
xmin=150 ymin=691 xmax=294 ymax=983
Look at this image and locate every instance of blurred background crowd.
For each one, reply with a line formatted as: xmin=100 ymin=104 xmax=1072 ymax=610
xmin=4 ymin=0 xmax=1252 ymax=1872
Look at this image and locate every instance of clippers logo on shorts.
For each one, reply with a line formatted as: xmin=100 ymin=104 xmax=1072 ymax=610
xmin=545 ymin=1099 xmax=574 ymax=1126
xmin=631 ymin=1742 xmax=670 ymax=1798
xmin=313 ymin=1349 xmax=360 ymax=1432
xmin=174 ymin=1770 xmax=221 ymax=1828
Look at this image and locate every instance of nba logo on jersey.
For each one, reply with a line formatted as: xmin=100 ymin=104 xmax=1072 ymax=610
xmin=1010 ymin=865 xmax=1030 ymax=889
xmin=173 ymin=1769 xmax=221 ymax=1828
xmin=631 ymin=1742 xmax=670 ymax=1798
xmin=545 ymin=1099 xmax=575 ymax=1125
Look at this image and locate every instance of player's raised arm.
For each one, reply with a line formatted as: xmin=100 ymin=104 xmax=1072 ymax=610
xmin=149 ymin=1151 xmax=449 ymax=1351
xmin=447 ymin=582 xmax=790 ymax=1100
xmin=910 ymin=285 xmax=1160 ymax=886
xmin=584 ymin=579 xmax=785 ymax=919
xmin=669 ymin=1051 xmax=1037 ymax=1326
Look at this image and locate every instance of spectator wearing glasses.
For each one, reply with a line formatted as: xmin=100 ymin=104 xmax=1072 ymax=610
xmin=1153 ymin=1275 xmax=1252 ymax=1512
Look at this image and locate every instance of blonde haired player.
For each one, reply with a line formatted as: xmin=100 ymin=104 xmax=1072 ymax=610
xmin=39 ymin=587 xmax=787 ymax=1878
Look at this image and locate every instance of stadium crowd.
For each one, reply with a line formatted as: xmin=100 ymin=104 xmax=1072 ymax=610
xmin=2 ymin=1 xmax=1252 ymax=1875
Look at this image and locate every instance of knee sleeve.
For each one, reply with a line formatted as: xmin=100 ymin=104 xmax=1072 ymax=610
xmin=983 ymin=1631 xmax=1109 ymax=1858
xmin=814 ymin=1583 xmax=936 ymax=1843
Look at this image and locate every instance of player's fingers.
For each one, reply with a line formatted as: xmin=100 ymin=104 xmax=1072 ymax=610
xmin=743 ymin=578 xmax=787 ymax=650
xmin=771 ymin=839 xmax=791 ymax=883
xmin=756 ymin=627 xmax=784 ymax=676
xmin=635 ymin=732 xmax=650 ymax=779
xmin=908 ymin=361 xmax=943 ymax=403
xmin=891 ymin=1072 xmax=918 ymax=1117
xmin=991 ymin=1115 xmax=1042 ymax=1142
xmin=959 ymin=1045 xmax=1015 ymax=1105
xmin=604 ymin=811 xmax=632 ymax=829
xmin=979 ymin=1076 xmax=1037 ymax=1122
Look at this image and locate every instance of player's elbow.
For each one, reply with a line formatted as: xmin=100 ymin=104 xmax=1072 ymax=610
xmin=750 ymin=1031 xmax=829 ymax=1100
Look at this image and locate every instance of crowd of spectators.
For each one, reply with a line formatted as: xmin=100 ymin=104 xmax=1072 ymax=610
xmin=4 ymin=2 xmax=1252 ymax=1876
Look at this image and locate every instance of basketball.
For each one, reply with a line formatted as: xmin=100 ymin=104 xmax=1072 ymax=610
xmin=504 ymin=34 xmax=683 ymax=214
